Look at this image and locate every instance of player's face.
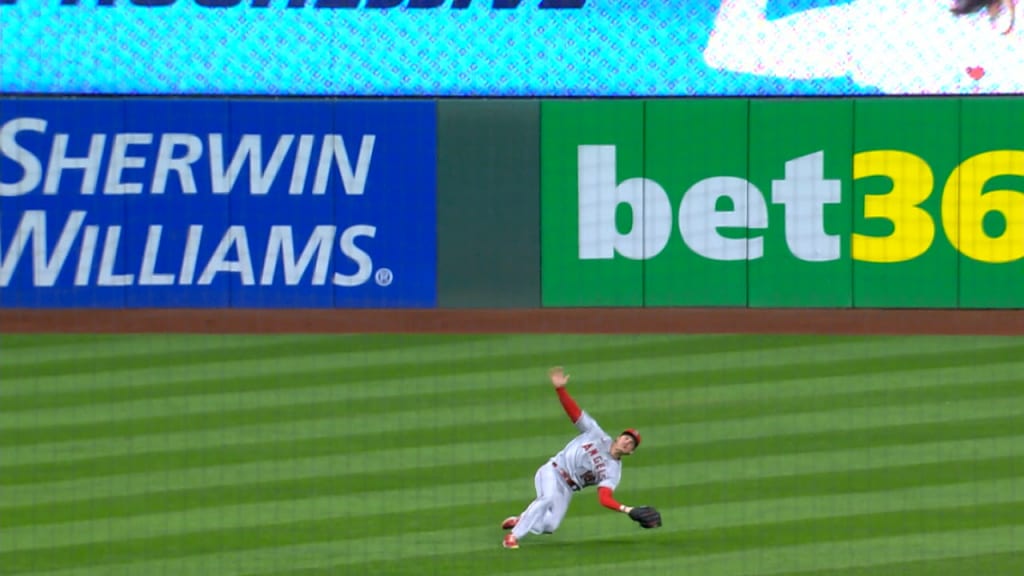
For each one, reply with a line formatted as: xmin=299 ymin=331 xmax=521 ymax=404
xmin=614 ymin=435 xmax=636 ymax=455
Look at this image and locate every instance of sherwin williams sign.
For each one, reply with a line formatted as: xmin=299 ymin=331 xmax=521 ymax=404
xmin=541 ymin=98 xmax=1024 ymax=309
xmin=0 ymin=98 xmax=437 ymax=308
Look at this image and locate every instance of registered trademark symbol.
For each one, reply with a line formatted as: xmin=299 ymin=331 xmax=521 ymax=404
xmin=375 ymin=268 xmax=393 ymax=287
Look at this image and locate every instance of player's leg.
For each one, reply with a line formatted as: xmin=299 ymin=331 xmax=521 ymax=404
xmin=502 ymin=462 xmax=549 ymax=531
xmin=509 ymin=463 xmax=563 ymax=542
xmin=535 ymin=489 xmax=572 ymax=534
xmin=527 ymin=466 xmax=572 ymax=535
xmin=499 ymin=461 xmax=548 ymax=528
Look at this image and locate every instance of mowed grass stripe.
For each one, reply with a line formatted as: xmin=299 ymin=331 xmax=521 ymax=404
xmin=511 ymin=528 xmax=1024 ymax=576
xmin=318 ymin=500 xmax=1024 ymax=574
xmin=0 ymin=333 xmax=455 ymax=382
xmin=5 ymin=436 xmax=1024 ymax=546
xmin=1 ymin=333 xmax=988 ymax=406
xmin=6 ymin=442 xmax=1023 ymax=553
xmin=0 ymin=333 xmax=774 ymax=399
xmin=0 ymin=332 xmax=660 ymax=390
xmin=7 ymin=334 xmax=1024 ymax=429
xmin=0 ymin=334 xmax=128 ymax=352
xmin=4 ymin=409 xmax=1019 ymax=522
xmin=6 ymin=395 xmax=1023 ymax=508
xmin=6 ymin=375 xmax=1023 ymax=486
xmin=415 ymin=457 xmax=1024 ymax=532
xmin=234 ymin=335 xmax=1019 ymax=406
xmin=4 ymin=474 xmax=1024 ymax=574
xmin=7 ymin=360 xmax=1023 ymax=469
xmin=0 ymin=335 xmax=368 ymax=368
xmin=0 ymin=333 xmax=879 ymax=410
xmin=0 ymin=334 xmax=873 ymax=372
xmin=0 ymin=334 xmax=717 ymax=366
xmin=0 ymin=334 xmax=502 ymax=385
xmin=5 ymin=452 xmax=1021 ymax=551
xmin=4 ymin=410 xmax=1020 ymax=528
xmin=784 ymin=552 xmax=1024 ymax=576
xmin=6 ymin=354 xmax=1015 ymax=467
xmin=23 ymin=525 xmax=1023 ymax=576
xmin=252 ymin=551 xmax=1024 ymax=576
xmin=0 ymin=333 xmax=680 ymax=399
xmin=6 ymin=340 xmax=1022 ymax=446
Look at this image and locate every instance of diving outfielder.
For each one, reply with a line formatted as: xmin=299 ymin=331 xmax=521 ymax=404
xmin=501 ymin=367 xmax=662 ymax=549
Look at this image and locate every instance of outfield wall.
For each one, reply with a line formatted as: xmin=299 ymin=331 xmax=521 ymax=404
xmin=2 ymin=97 xmax=1023 ymax=310
xmin=540 ymin=98 xmax=1024 ymax=309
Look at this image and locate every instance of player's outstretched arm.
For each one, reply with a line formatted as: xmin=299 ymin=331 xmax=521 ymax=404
xmin=601 ymin=487 xmax=664 ymax=528
xmin=703 ymin=0 xmax=855 ymax=79
xmin=549 ymin=366 xmax=582 ymax=423
xmin=550 ymin=366 xmax=603 ymax=433
xmin=598 ymin=486 xmax=631 ymax=513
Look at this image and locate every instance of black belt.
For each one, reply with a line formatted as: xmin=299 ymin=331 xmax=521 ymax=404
xmin=551 ymin=462 xmax=580 ymax=491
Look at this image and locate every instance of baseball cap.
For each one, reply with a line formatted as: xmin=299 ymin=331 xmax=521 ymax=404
xmin=621 ymin=428 xmax=642 ymax=448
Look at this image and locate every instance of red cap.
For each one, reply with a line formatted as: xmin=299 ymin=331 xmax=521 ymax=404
xmin=622 ymin=428 xmax=642 ymax=448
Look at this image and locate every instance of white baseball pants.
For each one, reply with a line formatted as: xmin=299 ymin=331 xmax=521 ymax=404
xmin=511 ymin=460 xmax=574 ymax=540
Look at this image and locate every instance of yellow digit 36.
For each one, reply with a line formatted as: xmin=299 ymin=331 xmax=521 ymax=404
xmin=852 ymin=150 xmax=1024 ymax=264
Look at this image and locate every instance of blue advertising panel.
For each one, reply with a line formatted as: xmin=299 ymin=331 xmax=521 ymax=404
xmin=225 ymin=99 xmax=334 ymax=309
xmin=122 ymin=99 xmax=232 ymax=308
xmin=0 ymin=98 xmax=128 ymax=307
xmin=331 ymin=101 xmax=438 ymax=308
xmin=0 ymin=98 xmax=437 ymax=308
xmin=3 ymin=1 xmax=1021 ymax=97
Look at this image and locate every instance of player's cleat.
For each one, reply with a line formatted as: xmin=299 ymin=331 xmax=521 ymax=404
xmin=501 ymin=516 xmax=518 ymax=530
xmin=503 ymin=534 xmax=519 ymax=549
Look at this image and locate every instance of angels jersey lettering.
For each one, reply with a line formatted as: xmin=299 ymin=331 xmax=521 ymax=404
xmin=552 ymin=411 xmax=622 ymax=490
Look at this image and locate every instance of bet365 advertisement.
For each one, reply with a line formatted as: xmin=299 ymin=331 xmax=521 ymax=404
xmin=3 ymin=1 xmax=1023 ymax=97
xmin=541 ymin=98 xmax=1024 ymax=309
xmin=0 ymin=98 xmax=437 ymax=308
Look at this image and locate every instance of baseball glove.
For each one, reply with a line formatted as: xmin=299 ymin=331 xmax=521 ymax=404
xmin=628 ymin=506 xmax=662 ymax=529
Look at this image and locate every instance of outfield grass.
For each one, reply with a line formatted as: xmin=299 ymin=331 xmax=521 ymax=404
xmin=1 ymin=333 xmax=1023 ymax=575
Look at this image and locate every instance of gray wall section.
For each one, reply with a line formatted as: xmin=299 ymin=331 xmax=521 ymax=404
xmin=436 ymin=100 xmax=541 ymax=308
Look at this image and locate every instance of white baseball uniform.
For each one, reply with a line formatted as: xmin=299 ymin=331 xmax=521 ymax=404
xmin=510 ymin=410 xmax=623 ymax=540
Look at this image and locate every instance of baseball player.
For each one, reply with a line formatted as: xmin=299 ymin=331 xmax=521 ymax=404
xmin=501 ymin=366 xmax=661 ymax=549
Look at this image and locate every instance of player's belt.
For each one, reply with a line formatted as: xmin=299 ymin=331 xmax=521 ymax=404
xmin=551 ymin=462 xmax=580 ymax=491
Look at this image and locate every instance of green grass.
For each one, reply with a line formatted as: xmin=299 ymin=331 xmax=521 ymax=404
xmin=1 ymin=333 xmax=1023 ymax=575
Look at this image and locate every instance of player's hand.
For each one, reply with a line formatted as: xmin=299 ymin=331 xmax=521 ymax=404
xmin=549 ymin=366 xmax=570 ymax=389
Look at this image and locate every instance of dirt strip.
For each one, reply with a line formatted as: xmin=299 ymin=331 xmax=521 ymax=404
xmin=2 ymin=308 xmax=1023 ymax=335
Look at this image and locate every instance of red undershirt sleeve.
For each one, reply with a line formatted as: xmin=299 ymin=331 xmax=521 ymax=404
xmin=556 ymin=387 xmax=582 ymax=423
xmin=598 ymin=487 xmax=624 ymax=511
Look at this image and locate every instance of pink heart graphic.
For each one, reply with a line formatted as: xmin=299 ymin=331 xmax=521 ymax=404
xmin=967 ymin=66 xmax=985 ymax=81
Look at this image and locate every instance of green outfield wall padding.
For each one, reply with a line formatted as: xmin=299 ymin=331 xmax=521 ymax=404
xmin=437 ymin=100 xmax=541 ymax=308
